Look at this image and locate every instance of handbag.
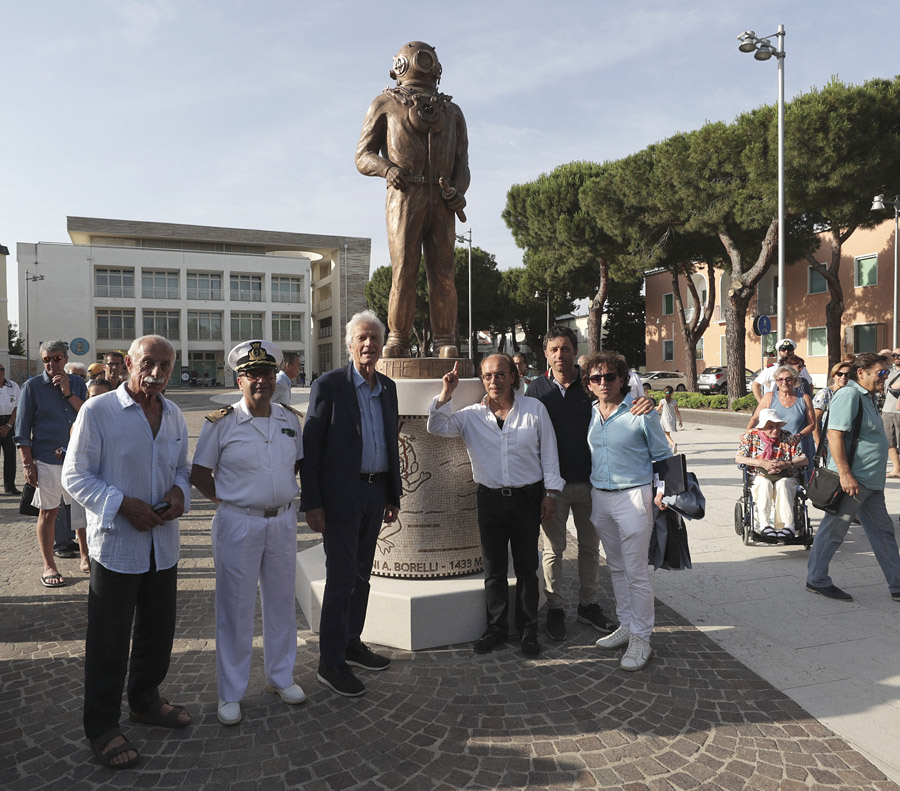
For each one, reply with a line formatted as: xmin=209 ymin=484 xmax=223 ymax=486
xmin=19 ymin=483 xmax=40 ymax=517
xmin=807 ymin=400 xmax=862 ymax=514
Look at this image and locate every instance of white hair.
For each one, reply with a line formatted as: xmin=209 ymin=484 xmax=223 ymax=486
xmin=127 ymin=335 xmax=175 ymax=361
xmin=345 ymin=310 xmax=385 ymax=349
xmin=64 ymin=362 xmax=87 ymax=376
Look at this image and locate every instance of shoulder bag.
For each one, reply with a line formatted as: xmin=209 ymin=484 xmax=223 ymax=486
xmin=807 ymin=399 xmax=863 ymax=514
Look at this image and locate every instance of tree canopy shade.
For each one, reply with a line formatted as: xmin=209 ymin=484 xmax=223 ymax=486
xmin=503 ymin=161 xmax=633 ymax=352
xmin=786 ymin=76 xmax=900 ymax=369
xmin=7 ymin=322 xmax=24 ymax=356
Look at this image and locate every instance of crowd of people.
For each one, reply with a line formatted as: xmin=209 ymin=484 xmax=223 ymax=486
xmin=9 ymin=323 xmax=900 ymax=770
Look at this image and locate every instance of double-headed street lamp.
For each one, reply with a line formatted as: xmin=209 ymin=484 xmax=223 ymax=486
xmin=737 ymin=24 xmax=786 ymax=342
xmin=24 ymin=271 xmax=46 ymax=375
xmin=872 ymin=194 xmax=900 ymax=348
xmin=455 ymin=229 xmax=473 ymax=361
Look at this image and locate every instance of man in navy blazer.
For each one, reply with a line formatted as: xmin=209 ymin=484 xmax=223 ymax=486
xmin=301 ymin=310 xmax=402 ymax=697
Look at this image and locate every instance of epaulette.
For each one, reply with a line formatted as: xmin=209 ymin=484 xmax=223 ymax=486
xmin=205 ymin=406 xmax=234 ymax=423
xmin=278 ymin=403 xmax=304 ymax=418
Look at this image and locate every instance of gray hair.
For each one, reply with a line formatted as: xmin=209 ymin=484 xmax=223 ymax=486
xmin=127 ymin=335 xmax=175 ymax=361
xmin=282 ymin=351 xmax=300 ymax=368
xmin=64 ymin=362 xmax=87 ymax=377
xmin=345 ymin=309 xmax=386 ymax=349
xmin=773 ymin=364 xmax=799 ymax=381
xmin=39 ymin=339 xmax=68 ymax=356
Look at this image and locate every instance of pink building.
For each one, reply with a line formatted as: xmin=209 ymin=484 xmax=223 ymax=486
xmin=644 ymin=220 xmax=898 ymax=387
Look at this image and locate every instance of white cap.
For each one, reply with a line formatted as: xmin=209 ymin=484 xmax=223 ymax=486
xmin=776 ymin=338 xmax=796 ymax=351
xmin=757 ymin=408 xmax=787 ymax=429
xmin=227 ymin=340 xmax=283 ymax=373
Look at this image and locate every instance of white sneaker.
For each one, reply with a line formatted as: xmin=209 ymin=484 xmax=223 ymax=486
xmin=619 ymin=634 xmax=652 ymax=672
xmin=672 ymin=442 xmax=678 ymax=455
xmin=217 ymin=699 xmax=242 ymax=726
xmin=596 ymin=625 xmax=631 ymax=649
xmin=266 ymin=682 xmax=307 ymax=705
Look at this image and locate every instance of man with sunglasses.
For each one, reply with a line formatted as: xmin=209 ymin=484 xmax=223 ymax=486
xmin=0 ymin=362 xmax=21 ymax=495
xmin=14 ymin=340 xmax=87 ymax=588
xmin=102 ymin=351 xmax=126 ymax=389
xmin=807 ymin=353 xmax=900 ymax=603
xmin=881 ymin=348 xmax=900 ymax=478
xmin=192 ymin=340 xmax=306 ymax=725
xmin=428 ymin=354 xmax=563 ymax=659
xmin=751 ymin=338 xmax=812 ymax=401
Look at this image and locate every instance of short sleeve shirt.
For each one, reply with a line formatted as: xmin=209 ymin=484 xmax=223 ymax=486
xmin=825 ymin=380 xmax=887 ymax=491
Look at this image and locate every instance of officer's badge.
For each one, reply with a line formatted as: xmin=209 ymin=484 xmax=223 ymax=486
xmin=282 ymin=428 xmax=297 ymax=437
xmin=248 ymin=342 xmax=266 ymax=363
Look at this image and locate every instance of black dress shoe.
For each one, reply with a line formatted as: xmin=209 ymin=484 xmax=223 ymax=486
xmin=546 ymin=608 xmax=566 ymax=641
xmin=5 ymin=487 xmax=21 ymax=496
xmin=521 ymin=631 xmax=541 ymax=659
xmin=806 ymin=582 xmax=853 ymax=601
xmin=54 ymin=546 xmax=79 ymax=559
xmin=473 ymin=628 xmax=507 ymax=654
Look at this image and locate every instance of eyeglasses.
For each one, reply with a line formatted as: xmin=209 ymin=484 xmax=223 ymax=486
xmin=240 ymin=370 xmax=276 ymax=382
xmin=480 ymin=372 xmax=507 ymax=381
xmin=892 ymin=354 xmax=900 ymax=358
xmin=775 ymin=377 xmax=795 ymax=384
xmin=104 ymin=361 xmax=124 ymax=369
xmin=42 ymin=355 xmax=64 ymax=364
xmin=877 ymin=369 xmax=890 ymax=378
xmin=834 ymin=371 xmax=849 ymax=378
xmin=589 ymin=372 xmax=618 ymax=384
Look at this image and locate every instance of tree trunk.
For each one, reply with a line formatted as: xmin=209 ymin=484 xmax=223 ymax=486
xmin=587 ymin=258 xmax=610 ymax=353
xmin=669 ymin=270 xmax=699 ymax=389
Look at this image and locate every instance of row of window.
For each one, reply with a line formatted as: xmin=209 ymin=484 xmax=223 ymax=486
xmin=95 ymin=269 xmax=304 ymax=303
xmin=96 ymin=309 xmax=305 ymax=342
xmin=660 ymin=255 xmax=880 ymax=317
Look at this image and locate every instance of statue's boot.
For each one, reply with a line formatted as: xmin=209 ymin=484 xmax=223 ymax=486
xmin=434 ymin=337 xmax=459 ymax=358
xmin=383 ymin=331 xmax=411 ymax=358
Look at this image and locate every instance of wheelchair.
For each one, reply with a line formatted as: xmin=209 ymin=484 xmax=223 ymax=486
xmin=734 ymin=465 xmax=813 ymax=549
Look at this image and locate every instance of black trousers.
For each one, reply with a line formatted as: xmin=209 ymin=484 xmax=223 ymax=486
xmin=83 ymin=550 xmax=178 ymax=740
xmin=476 ymin=482 xmax=543 ymax=635
xmin=0 ymin=424 xmax=15 ymax=490
xmin=319 ymin=478 xmax=387 ymax=668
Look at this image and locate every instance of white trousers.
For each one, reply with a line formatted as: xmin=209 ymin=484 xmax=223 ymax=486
xmin=751 ymin=475 xmax=797 ymax=531
xmin=212 ymin=504 xmax=298 ymax=702
xmin=590 ymin=484 xmax=655 ymax=640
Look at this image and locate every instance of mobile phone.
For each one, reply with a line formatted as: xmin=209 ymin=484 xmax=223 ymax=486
xmin=151 ymin=501 xmax=169 ymax=516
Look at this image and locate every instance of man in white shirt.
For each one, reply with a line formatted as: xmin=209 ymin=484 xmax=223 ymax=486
xmin=63 ymin=335 xmax=191 ymax=769
xmin=191 ymin=340 xmax=306 ymax=726
xmin=273 ymin=351 xmax=301 ymax=406
xmin=0 ymin=363 xmax=21 ymax=495
xmin=752 ymin=338 xmax=812 ymax=400
xmin=427 ymin=354 xmax=564 ymax=659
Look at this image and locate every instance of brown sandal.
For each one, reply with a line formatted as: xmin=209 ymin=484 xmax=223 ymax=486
xmin=129 ymin=697 xmax=191 ymax=729
xmin=90 ymin=728 xmax=139 ymax=769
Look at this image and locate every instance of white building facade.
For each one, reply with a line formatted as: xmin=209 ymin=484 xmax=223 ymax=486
xmin=17 ymin=217 xmax=371 ymax=384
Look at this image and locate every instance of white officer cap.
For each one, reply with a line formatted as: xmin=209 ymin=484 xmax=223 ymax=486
xmin=227 ymin=340 xmax=283 ymax=373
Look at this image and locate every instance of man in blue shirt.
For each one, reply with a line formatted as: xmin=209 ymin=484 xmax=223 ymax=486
xmin=807 ymin=352 xmax=900 ymax=602
xmin=15 ymin=340 xmax=87 ymax=588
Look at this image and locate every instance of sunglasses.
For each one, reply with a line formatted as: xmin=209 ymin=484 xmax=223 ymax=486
xmin=775 ymin=377 xmax=795 ymax=383
xmin=892 ymin=354 xmax=900 ymax=358
xmin=480 ymin=372 xmax=507 ymax=381
xmin=589 ymin=372 xmax=618 ymax=384
xmin=834 ymin=371 xmax=849 ymax=378
xmin=877 ymin=369 xmax=890 ymax=378
xmin=42 ymin=355 xmax=65 ymax=364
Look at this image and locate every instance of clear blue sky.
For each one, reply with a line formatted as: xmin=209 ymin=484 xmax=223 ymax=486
xmin=2 ymin=0 xmax=898 ymax=324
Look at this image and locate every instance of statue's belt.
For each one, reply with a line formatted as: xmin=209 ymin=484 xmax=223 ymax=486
xmin=405 ymin=175 xmax=443 ymax=185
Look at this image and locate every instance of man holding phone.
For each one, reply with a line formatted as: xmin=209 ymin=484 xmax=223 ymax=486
xmin=63 ymin=335 xmax=192 ymax=769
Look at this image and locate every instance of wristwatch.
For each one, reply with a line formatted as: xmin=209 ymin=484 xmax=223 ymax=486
xmin=545 ymin=490 xmax=559 ymax=500
xmin=65 ymin=393 xmax=76 ymax=400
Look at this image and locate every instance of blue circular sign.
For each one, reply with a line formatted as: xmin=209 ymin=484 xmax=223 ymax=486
xmin=70 ymin=337 xmax=90 ymax=356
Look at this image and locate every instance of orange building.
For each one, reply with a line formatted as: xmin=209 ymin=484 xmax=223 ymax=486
xmin=644 ymin=219 xmax=898 ymax=388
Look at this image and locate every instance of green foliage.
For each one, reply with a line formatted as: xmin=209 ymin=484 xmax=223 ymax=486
xmin=647 ymin=391 xmax=733 ymax=410
xmin=730 ymin=393 xmax=758 ymax=412
xmin=602 ymin=280 xmax=646 ymax=366
xmin=7 ymin=322 xmax=25 ymax=356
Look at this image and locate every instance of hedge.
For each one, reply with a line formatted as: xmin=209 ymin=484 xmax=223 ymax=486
xmin=647 ymin=390 xmax=756 ymax=411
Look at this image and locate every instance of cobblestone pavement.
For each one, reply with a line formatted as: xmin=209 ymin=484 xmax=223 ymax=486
xmin=2 ymin=398 xmax=899 ymax=790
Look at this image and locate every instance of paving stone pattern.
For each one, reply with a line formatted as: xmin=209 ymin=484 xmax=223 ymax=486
xmin=1 ymin=405 xmax=898 ymax=790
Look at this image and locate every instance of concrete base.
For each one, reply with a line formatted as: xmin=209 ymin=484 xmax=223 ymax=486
xmin=296 ymin=544 xmax=545 ymax=651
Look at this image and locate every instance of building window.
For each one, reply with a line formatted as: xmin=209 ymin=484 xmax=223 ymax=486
xmin=272 ymin=276 xmax=303 ymax=303
xmin=96 ymin=309 xmax=135 ymax=340
xmin=315 ymin=284 xmax=332 ymax=312
xmin=187 ymin=311 xmax=222 ymax=340
xmin=273 ymin=313 xmax=303 ymax=342
xmin=142 ymin=270 xmax=179 ymax=299
xmin=808 ymin=266 xmax=827 ymax=295
xmin=319 ymin=343 xmax=333 ymax=372
xmin=662 ymin=293 xmax=674 ymax=316
xmin=807 ymin=327 xmax=827 ymax=357
xmin=855 ymin=254 xmax=878 ymax=288
xmin=143 ymin=310 xmax=180 ymax=339
xmin=95 ymin=268 xmax=134 ymax=298
xmin=663 ymin=340 xmax=674 ymax=362
xmin=187 ymin=272 xmax=223 ymax=301
xmin=853 ymin=323 xmax=878 ymax=353
xmin=695 ymin=338 xmax=704 ymax=360
xmin=230 ymin=274 xmax=263 ymax=302
xmin=763 ymin=333 xmax=777 ymax=355
xmin=318 ymin=316 xmax=333 ymax=340
xmin=231 ymin=312 xmax=263 ymax=341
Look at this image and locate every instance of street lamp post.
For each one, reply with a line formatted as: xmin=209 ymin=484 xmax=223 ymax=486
xmin=534 ymin=289 xmax=550 ymax=334
xmin=737 ymin=24 xmax=786 ymax=341
xmin=455 ymin=229 xmax=473 ymax=361
xmin=872 ymin=194 xmax=900 ymax=348
xmin=24 ymin=271 xmax=45 ymax=376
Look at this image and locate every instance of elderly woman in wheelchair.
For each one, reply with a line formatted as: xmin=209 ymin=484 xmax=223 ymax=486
xmin=735 ymin=408 xmax=809 ymax=542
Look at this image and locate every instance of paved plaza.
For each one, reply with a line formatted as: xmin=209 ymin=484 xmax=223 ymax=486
xmin=2 ymin=389 xmax=900 ymax=790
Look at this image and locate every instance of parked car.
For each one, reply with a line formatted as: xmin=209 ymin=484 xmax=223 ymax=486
xmin=697 ymin=366 xmax=756 ymax=395
xmin=640 ymin=371 xmax=689 ymax=392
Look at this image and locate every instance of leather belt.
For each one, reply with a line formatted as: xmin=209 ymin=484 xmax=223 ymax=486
xmin=478 ymin=482 xmax=543 ymax=498
xmin=360 ymin=472 xmax=388 ymax=483
xmin=221 ymin=502 xmax=293 ymax=518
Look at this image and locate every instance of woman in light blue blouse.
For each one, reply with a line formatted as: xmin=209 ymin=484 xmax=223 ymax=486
xmin=584 ymin=352 xmax=671 ymax=672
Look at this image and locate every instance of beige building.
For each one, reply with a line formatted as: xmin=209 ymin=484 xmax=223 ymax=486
xmin=17 ymin=217 xmax=370 ymax=383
